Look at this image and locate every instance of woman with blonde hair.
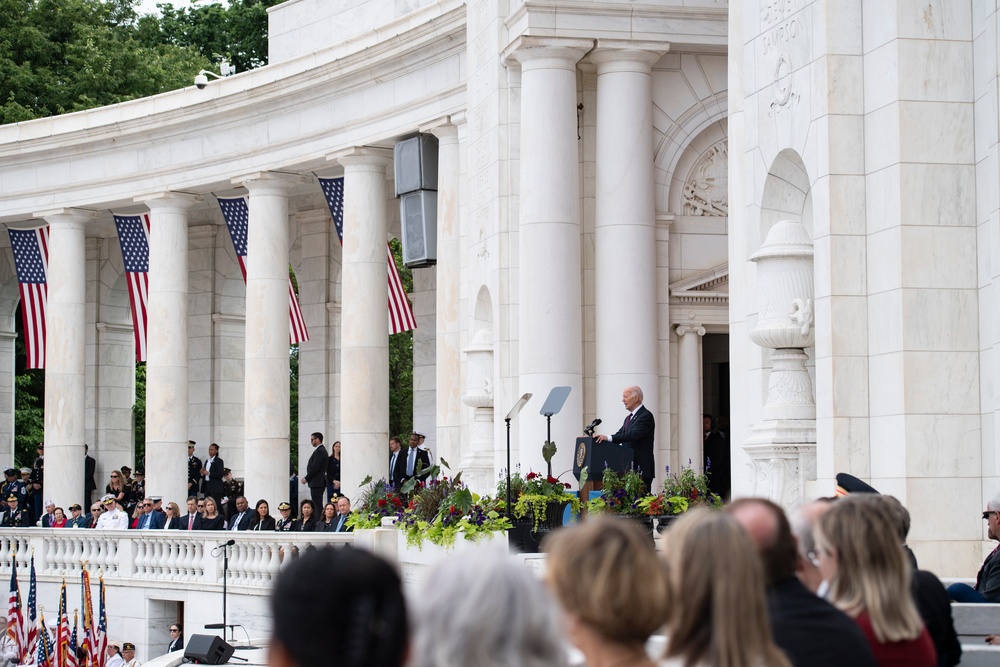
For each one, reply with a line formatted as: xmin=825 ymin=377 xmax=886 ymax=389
xmin=546 ymin=517 xmax=669 ymax=667
xmin=815 ymin=498 xmax=935 ymax=666
xmin=662 ymin=508 xmax=791 ymax=667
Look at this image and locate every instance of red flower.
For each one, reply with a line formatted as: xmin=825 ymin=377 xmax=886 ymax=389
xmin=526 ymin=472 xmax=538 ymax=480
xmin=392 ymin=497 xmax=403 ymax=507
xmin=449 ymin=505 xmax=456 ymax=514
xmin=377 ymin=498 xmax=387 ymax=507
xmin=564 ymin=483 xmax=572 ymax=489
xmin=546 ymin=475 xmax=559 ymax=484
xmin=691 ymin=489 xmax=699 ymax=499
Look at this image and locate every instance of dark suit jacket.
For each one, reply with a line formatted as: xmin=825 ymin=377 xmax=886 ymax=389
xmin=203 ymin=456 xmax=224 ymax=498
xmin=137 ymin=511 xmax=166 ymax=530
xmin=84 ymin=455 xmax=97 ymax=494
xmin=333 ymin=513 xmax=352 ymax=532
xmin=249 ymin=515 xmax=276 ymax=531
xmin=401 ymin=447 xmax=432 ymax=483
xmin=305 ymin=445 xmax=329 ymax=488
xmin=703 ymin=430 xmax=730 ymax=499
xmin=229 ymin=510 xmax=253 ymax=531
xmin=913 ymin=569 xmax=962 ymax=667
xmin=612 ymin=405 xmax=656 ymax=482
xmin=976 ymin=544 xmax=1000 ymax=601
xmin=168 ymin=636 xmax=184 ymax=653
xmin=388 ymin=449 xmax=407 ymax=488
xmin=188 ymin=456 xmax=203 ymax=493
xmin=41 ymin=512 xmax=55 ymax=528
xmin=768 ymin=577 xmax=878 ymax=667
xmin=181 ymin=513 xmax=203 ymax=530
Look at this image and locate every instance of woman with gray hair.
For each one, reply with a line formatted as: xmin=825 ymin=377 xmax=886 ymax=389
xmin=409 ymin=550 xmax=569 ymax=667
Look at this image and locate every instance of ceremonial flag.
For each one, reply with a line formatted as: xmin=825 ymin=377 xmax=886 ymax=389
xmin=7 ymin=226 xmax=49 ymax=368
xmin=112 ymin=214 xmax=151 ymax=362
xmin=217 ymin=197 xmax=310 ymax=344
xmin=79 ymin=570 xmax=93 ymax=667
xmin=6 ymin=556 xmax=23 ymax=660
xmin=57 ymin=582 xmax=69 ymax=667
xmin=319 ymin=177 xmax=417 ymax=335
xmin=69 ymin=613 xmax=79 ymax=667
xmin=36 ymin=611 xmax=53 ymax=667
xmin=93 ymin=578 xmax=107 ymax=667
xmin=25 ymin=555 xmax=37 ymax=660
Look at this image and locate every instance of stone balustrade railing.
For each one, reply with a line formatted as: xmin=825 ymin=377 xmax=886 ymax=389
xmin=0 ymin=529 xmax=354 ymax=590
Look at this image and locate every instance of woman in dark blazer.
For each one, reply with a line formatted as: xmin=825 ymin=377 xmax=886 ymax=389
xmin=316 ymin=502 xmax=338 ymax=532
xmin=326 ymin=440 xmax=342 ymax=502
xmin=163 ymin=502 xmax=185 ymax=530
xmin=167 ymin=624 xmax=184 ymax=653
xmin=197 ymin=497 xmax=227 ymax=530
xmin=248 ymin=499 xmax=277 ymax=531
xmin=295 ymin=499 xmax=318 ymax=532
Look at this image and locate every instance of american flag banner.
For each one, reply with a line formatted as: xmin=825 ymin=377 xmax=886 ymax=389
xmin=57 ymin=582 xmax=69 ymax=667
xmin=112 ymin=214 xmax=151 ymax=362
xmin=217 ymin=197 xmax=310 ymax=344
xmin=6 ymin=557 xmax=23 ymax=660
xmin=93 ymin=578 xmax=107 ymax=667
xmin=36 ymin=611 xmax=53 ymax=667
xmin=25 ymin=555 xmax=37 ymax=661
xmin=68 ymin=613 xmax=79 ymax=667
xmin=7 ymin=226 xmax=49 ymax=369
xmin=319 ymin=177 xmax=417 ymax=335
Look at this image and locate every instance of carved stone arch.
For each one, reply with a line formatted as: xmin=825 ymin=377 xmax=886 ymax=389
xmin=653 ymin=94 xmax=728 ymax=215
xmin=667 ymin=122 xmax=729 ymax=216
xmin=461 ymin=284 xmax=494 ymax=492
xmin=759 ymin=148 xmax=813 ymax=250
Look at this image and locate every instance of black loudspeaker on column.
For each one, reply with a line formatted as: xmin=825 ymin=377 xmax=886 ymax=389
xmin=394 ymin=134 xmax=438 ymax=269
xmin=184 ymin=634 xmax=236 ymax=664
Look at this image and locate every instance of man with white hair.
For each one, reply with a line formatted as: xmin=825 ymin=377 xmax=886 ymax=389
xmin=947 ymin=490 xmax=1000 ymax=602
xmin=595 ymin=385 xmax=656 ymax=491
xmin=39 ymin=500 xmax=56 ymax=527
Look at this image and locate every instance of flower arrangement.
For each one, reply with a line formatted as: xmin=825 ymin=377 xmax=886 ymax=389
xmin=640 ymin=464 xmax=723 ymax=516
xmin=396 ymin=470 xmax=511 ymax=549
xmin=346 ymin=477 xmax=407 ymax=530
xmin=586 ymin=466 xmax=649 ymax=517
xmin=508 ymin=470 xmax=580 ymax=531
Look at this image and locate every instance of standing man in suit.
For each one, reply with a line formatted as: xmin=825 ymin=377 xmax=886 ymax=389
xmin=402 ymin=433 xmax=432 ymax=486
xmin=84 ymin=444 xmax=97 ymax=509
xmin=187 ymin=441 xmax=202 ymax=497
xmin=200 ymin=443 xmax=224 ymax=510
xmin=703 ymin=414 xmax=731 ymax=500
xmin=595 ymin=385 xmax=656 ymax=492
xmin=302 ymin=432 xmax=328 ymax=510
xmin=388 ymin=437 xmax=407 ymax=488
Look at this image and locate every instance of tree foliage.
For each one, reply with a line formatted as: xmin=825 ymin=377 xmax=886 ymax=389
xmin=388 ymin=238 xmax=414 ymax=442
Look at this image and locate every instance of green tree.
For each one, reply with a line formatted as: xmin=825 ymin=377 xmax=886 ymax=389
xmin=13 ymin=306 xmax=44 ymax=468
xmin=388 ymin=239 xmax=414 ymax=441
xmin=133 ymin=361 xmax=145 ymax=466
xmin=0 ymin=0 xmax=213 ymax=124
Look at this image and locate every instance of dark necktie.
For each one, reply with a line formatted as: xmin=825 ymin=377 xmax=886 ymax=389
xmin=390 ymin=452 xmax=398 ymax=478
xmin=624 ymin=413 xmax=633 ymax=430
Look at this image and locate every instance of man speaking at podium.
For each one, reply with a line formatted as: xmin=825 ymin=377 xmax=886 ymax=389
xmin=595 ymin=386 xmax=655 ymax=491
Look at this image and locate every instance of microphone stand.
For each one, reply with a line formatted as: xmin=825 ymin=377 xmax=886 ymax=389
xmin=223 ymin=541 xmax=229 ymax=640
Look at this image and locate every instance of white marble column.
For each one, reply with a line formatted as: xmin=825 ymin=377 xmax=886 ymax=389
xmin=237 ymin=173 xmax=302 ymax=508
xmin=591 ymin=45 xmax=664 ymax=468
xmin=509 ymin=38 xmax=590 ymax=475
xmin=37 ymin=209 xmax=92 ymax=509
xmin=676 ymin=323 xmax=705 ymax=472
xmin=329 ymin=148 xmax=392 ymax=501
xmin=424 ymin=119 xmax=463 ymax=472
xmin=140 ymin=193 xmax=199 ymax=506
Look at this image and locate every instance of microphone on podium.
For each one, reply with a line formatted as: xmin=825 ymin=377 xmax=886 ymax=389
xmin=584 ymin=418 xmax=602 ymax=437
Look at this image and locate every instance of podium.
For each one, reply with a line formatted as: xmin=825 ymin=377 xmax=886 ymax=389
xmin=572 ymin=437 xmax=633 ymax=517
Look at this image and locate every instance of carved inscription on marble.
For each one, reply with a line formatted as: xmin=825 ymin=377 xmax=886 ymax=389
xmin=683 ymin=141 xmax=728 ymax=216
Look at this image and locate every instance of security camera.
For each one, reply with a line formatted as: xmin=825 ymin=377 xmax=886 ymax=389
xmin=194 ymin=73 xmax=209 ymax=89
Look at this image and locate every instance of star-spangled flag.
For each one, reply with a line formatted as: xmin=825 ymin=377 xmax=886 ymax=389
xmin=68 ymin=612 xmax=79 ymax=667
xmin=7 ymin=226 xmax=49 ymax=369
xmin=36 ymin=611 xmax=53 ymax=667
xmin=57 ymin=581 xmax=69 ymax=667
xmin=7 ymin=556 xmax=23 ymax=660
xmin=93 ymin=578 xmax=107 ymax=667
xmin=217 ymin=197 xmax=310 ymax=344
xmin=25 ymin=554 xmax=37 ymax=661
xmin=318 ymin=177 xmax=417 ymax=335
xmin=112 ymin=214 xmax=151 ymax=362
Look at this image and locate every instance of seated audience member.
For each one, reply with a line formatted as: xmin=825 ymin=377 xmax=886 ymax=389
xmin=40 ymin=500 xmax=56 ymax=527
xmin=815 ymin=497 xmax=936 ymax=667
xmin=862 ymin=494 xmax=960 ymax=667
xmin=661 ymin=508 xmax=792 ymax=667
xmin=106 ymin=642 xmax=125 ymax=667
xmin=545 ymin=517 xmax=666 ymax=667
xmin=275 ymin=502 xmax=296 ymax=531
xmin=789 ymin=498 xmax=837 ymax=594
xmin=333 ymin=496 xmax=352 ymax=533
xmin=50 ymin=507 xmax=67 ymax=528
xmin=96 ymin=494 xmax=129 ymax=529
xmin=948 ymin=491 xmax=1000 ymax=603
xmin=316 ymin=502 xmax=338 ymax=532
xmin=66 ymin=504 xmax=87 ymax=528
xmin=728 ymin=498 xmax=877 ymax=667
xmin=85 ymin=503 xmax=103 ymax=528
xmin=197 ymin=497 xmax=226 ymax=530
xmin=181 ymin=497 xmax=202 ymax=531
xmin=295 ymin=499 xmax=317 ymax=532
xmin=411 ymin=551 xmax=567 ymax=667
xmin=248 ymin=499 xmax=276 ymax=531
xmin=268 ymin=546 xmax=407 ymax=667
xmin=1 ymin=495 xmax=27 ymax=527
xmin=162 ymin=502 xmax=183 ymax=530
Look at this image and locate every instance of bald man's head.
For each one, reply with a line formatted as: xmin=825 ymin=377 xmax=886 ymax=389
xmin=727 ymin=498 xmax=798 ymax=587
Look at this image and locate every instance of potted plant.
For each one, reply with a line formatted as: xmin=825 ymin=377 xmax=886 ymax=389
xmin=585 ymin=466 xmax=650 ymax=530
xmin=346 ymin=476 xmax=408 ymax=530
xmin=509 ymin=470 xmax=580 ymax=532
xmin=645 ymin=464 xmax=724 ymax=533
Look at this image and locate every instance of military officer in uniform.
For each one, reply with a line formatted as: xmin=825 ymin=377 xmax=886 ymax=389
xmin=275 ymin=502 xmax=297 ymax=531
xmin=0 ymin=468 xmax=26 ymax=511
xmin=187 ymin=441 xmax=202 ymax=496
xmin=1 ymin=495 xmax=27 ymax=527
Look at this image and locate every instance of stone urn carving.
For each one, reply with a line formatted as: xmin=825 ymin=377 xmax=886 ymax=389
xmin=461 ymin=328 xmax=495 ymax=492
xmin=745 ymin=219 xmax=817 ymax=509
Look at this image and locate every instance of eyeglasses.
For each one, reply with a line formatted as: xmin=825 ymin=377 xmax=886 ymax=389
xmin=983 ymin=511 xmax=997 ymax=520
xmin=143 ymin=503 xmax=152 ymax=507
xmin=111 ymin=475 xmax=119 ymax=479
xmin=169 ymin=628 xmax=180 ymax=633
